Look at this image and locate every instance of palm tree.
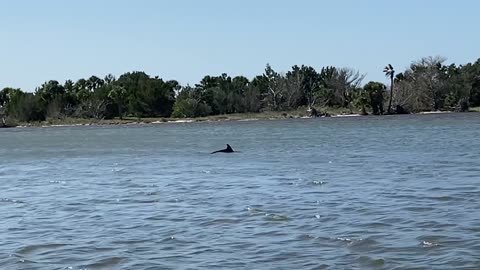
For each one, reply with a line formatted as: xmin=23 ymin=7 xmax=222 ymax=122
xmin=383 ymin=64 xmax=395 ymax=114
xmin=87 ymin=76 xmax=104 ymax=92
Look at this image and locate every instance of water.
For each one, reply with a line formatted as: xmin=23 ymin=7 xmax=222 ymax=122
xmin=1 ymin=113 xmax=480 ymax=269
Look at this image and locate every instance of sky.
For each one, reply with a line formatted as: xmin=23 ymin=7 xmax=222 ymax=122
xmin=1 ymin=0 xmax=479 ymax=91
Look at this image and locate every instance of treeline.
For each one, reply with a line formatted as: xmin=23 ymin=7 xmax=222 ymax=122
xmin=1 ymin=56 xmax=480 ymax=124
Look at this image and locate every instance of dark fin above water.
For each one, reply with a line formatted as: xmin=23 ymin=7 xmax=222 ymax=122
xmin=211 ymin=144 xmax=234 ymax=154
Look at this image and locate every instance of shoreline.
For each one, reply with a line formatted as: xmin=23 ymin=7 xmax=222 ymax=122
xmin=5 ymin=109 xmax=477 ymax=129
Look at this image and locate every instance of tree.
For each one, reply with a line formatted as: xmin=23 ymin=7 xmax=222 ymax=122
xmin=396 ymin=56 xmax=447 ymax=111
xmin=0 ymin=88 xmax=7 ymax=125
xmin=412 ymin=56 xmax=447 ymax=111
xmin=4 ymin=89 xmax=45 ymax=122
xmin=116 ymin=72 xmax=176 ymax=117
xmin=87 ymin=76 xmax=105 ymax=92
xmin=264 ymin=64 xmax=284 ymax=110
xmin=172 ymin=85 xmax=212 ymax=117
xmin=316 ymin=66 xmax=337 ymax=107
xmin=353 ymin=89 xmax=369 ymax=115
xmin=317 ymin=67 xmax=365 ymax=112
xmin=36 ymin=80 xmax=65 ymax=103
xmin=0 ymin=88 xmax=8 ymax=107
xmin=231 ymin=76 xmax=250 ymax=112
xmin=108 ymin=85 xmax=128 ymax=119
xmin=284 ymin=66 xmax=305 ymax=109
xmin=249 ymin=75 xmax=269 ymax=111
xmin=297 ymin=65 xmax=322 ymax=110
xmin=443 ymin=64 xmax=471 ymax=111
xmin=1 ymin=88 xmax=23 ymax=114
xmin=3 ymin=55 xmax=480 ymax=122
xmin=383 ymin=64 xmax=395 ymax=114
xmin=35 ymin=80 xmax=67 ymax=119
xmin=73 ymin=78 xmax=91 ymax=103
xmin=471 ymin=76 xmax=480 ymax=107
xmin=0 ymin=106 xmax=5 ymax=125
xmin=104 ymin=74 xmax=116 ymax=85
xmin=335 ymin=68 xmax=365 ymax=111
xmin=363 ymin=81 xmax=386 ymax=115
xmin=460 ymin=58 xmax=480 ymax=107
xmin=194 ymin=73 xmax=250 ymax=114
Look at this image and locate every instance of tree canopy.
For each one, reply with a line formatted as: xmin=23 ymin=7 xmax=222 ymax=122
xmin=2 ymin=56 xmax=479 ymax=123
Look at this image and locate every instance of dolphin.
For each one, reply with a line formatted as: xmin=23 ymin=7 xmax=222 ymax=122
xmin=211 ymin=144 xmax=234 ymax=154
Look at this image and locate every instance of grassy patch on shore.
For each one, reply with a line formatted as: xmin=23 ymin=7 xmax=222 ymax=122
xmin=18 ymin=117 xmax=143 ymax=127
xmin=20 ymin=105 xmax=479 ymax=128
xmin=17 ymin=108 xmax=322 ymax=127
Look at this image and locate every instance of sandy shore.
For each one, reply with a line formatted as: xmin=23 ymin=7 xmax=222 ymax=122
xmin=9 ymin=109 xmax=478 ymax=128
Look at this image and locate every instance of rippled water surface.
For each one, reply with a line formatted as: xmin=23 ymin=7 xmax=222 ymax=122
xmin=1 ymin=113 xmax=480 ymax=269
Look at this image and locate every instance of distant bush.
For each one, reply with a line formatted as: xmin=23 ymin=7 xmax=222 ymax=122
xmin=8 ymin=93 xmax=46 ymax=122
xmin=172 ymin=98 xmax=212 ymax=118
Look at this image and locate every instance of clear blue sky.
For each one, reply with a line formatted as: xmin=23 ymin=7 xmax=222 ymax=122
xmin=1 ymin=0 xmax=479 ymax=91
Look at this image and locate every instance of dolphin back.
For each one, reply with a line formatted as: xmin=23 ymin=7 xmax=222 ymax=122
xmin=211 ymin=144 xmax=234 ymax=154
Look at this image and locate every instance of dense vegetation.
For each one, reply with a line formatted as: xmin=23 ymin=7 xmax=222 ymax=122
xmin=1 ymin=56 xmax=480 ymax=125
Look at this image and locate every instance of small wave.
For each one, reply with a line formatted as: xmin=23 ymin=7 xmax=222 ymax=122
xmin=263 ymin=213 xmax=290 ymax=221
xmin=336 ymin=237 xmax=358 ymax=243
xmin=421 ymin=240 xmax=439 ymax=247
xmin=246 ymin=206 xmax=265 ymax=214
xmin=311 ymin=180 xmax=328 ymax=185
xmin=348 ymin=238 xmax=380 ymax=250
xmin=357 ymin=256 xmax=386 ymax=268
xmin=286 ymin=179 xmax=328 ymax=186
xmin=94 ymin=247 xmax=116 ymax=252
xmin=403 ymin=206 xmax=434 ymax=212
xmin=49 ymin=180 xmax=66 ymax=184
xmin=246 ymin=207 xmax=290 ymax=221
xmin=1 ymin=198 xmax=24 ymax=204
xmin=16 ymin=243 xmax=68 ymax=255
xmin=81 ymin=256 xmax=124 ymax=269
xmin=200 ymin=218 xmax=241 ymax=226
xmin=418 ymin=236 xmax=442 ymax=248
xmin=298 ymin=234 xmax=316 ymax=240
xmin=363 ymin=221 xmax=391 ymax=228
xmin=112 ymin=239 xmax=148 ymax=245
xmin=427 ymin=195 xmax=464 ymax=202
xmin=163 ymin=236 xmax=176 ymax=241
xmin=14 ymin=258 xmax=37 ymax=265
xmin=335 ymin=237 xmax=381 ymax=250
xmin=119 ymin=199 xmax=160 ymax=204
xmin=144 ymin=214 xmax=166 ymax=221
xmin=158 ymin=235 xmax=193 ymax=246
xmin=165 ymin=198 xmax=182 ymax=203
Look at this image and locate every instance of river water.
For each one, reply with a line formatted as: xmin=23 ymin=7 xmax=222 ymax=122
xmin=1 ymin=113 xmax=480 ymax=269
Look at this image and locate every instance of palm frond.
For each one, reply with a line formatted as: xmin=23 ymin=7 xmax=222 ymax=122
xmin=383 ymin=64 xmax=395 ymax=78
